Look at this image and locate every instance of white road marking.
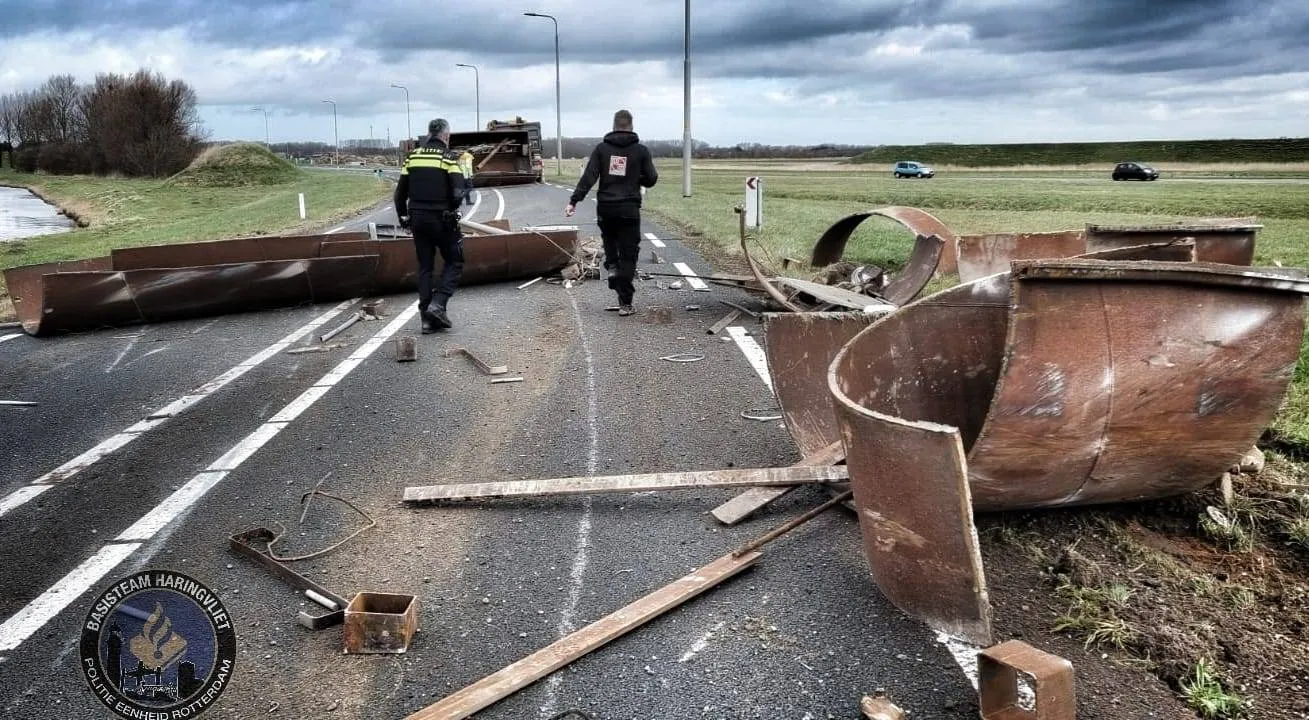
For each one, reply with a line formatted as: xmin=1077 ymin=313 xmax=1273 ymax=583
xmin=543 ymin=291 xmax=602 ymax=716
xmin=673 ymin=262 xmax=710 ymax=291
xmin=0 ymin=542 xmax=141 ymax=652
xmin=0 ymin=299 xmax=357 ymax=518
xmin=326 ymin=225 xmax=347 ymax=234
xmin=0 ymin=333 xmax=21 ymax=345
xmin=465 ymin=190 xmax=483 ymax=222
xmin=104 ymin=336 xmax=138 ymax=373
xmin=726 ymin=326 xmax=772 ymax=391
xmin=678 ymin=620 xmax=726 ymax=663
xmin=644 ymin=232 xmax=666 ymax=248
xmin=0 ymin=303 xmax=421 ymax=653
xmin=493 ymin=189 xmax=505 ymax=220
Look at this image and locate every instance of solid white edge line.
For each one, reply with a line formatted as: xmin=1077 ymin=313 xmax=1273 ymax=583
xmin=726 ymin=326 xmax=772 ymax=391
xmin=326 ymin=225 xmax=346 ymax=234
xmin=0 ymin=299 xmax=357 ymax=519
xmin=0 ymin=333 xmax=21 ymax=344
xmin=0 ymin=542 xmax=142 ymax=652
xmin=493 ymin=189 xmax=505 ymax=220
xmin=673 ymin=261 xmax=710 ymax=290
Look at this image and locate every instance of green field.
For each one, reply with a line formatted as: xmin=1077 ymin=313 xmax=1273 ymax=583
xmin=850 ymin=137 xmax=1309 ymax=167
xmin=635 ymin=158 xmax=1309 ymax=446
xmin=0 ymin=152 xmax=391 ymax=319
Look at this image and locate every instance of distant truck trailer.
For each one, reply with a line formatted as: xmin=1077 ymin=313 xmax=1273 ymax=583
xmin=398 ymin=117 xmax=543 ymax=187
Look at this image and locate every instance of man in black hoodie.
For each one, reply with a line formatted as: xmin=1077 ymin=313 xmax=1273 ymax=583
xmin=566 ymin=109 xmax=658 ymax=315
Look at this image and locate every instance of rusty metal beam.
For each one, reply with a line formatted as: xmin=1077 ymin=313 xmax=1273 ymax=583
xmin=827 ymin=259 xmax=1309 ymax=644
xmin=1085 ymin=221 xmax=1258 ymax=265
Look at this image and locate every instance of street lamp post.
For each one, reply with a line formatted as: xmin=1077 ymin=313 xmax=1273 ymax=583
xmin=455 ymin=63 xmax=480 ymax=129
xmin=390 ymin=84 xmax=411 ymax=142
xmin=682 ymin=0 xmax=692 ymax=197
xmin=524 ymin=12 xmax=562 ymax=176
xmin=321 ymin=100 xmax=338 ymax=165
xmin=250 ymin=106 xmax=270 ymax=148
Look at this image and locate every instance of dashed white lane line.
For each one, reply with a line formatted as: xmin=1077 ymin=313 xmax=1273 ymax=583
xmin=492 ymin=189 xmax=505 ymax=220
xmin=725 ymin=326 xmax=772 ymax=391
xmin=673 ymin=261 xmax=710 ymax=291
xmin=0 ymin=299 xmax=357 ymax=519
xmin=644 ymin=232 xmax=666 ymax=248
xmin=0 ymin=302 xmax=421 ymax=653
xmin=0 ymin=333 xmax=21 ymax=345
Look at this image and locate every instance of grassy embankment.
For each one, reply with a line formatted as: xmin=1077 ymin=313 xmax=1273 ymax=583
xmin=0 ymin=143 xmax=391 ymax=320
xmin=635 ymin=157 xmax=1309 ymax=447
xmin=850 ymin=136 xmax=1309 ymax=167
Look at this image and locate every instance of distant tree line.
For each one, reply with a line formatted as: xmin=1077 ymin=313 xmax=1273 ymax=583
xmin=0 ymin=70 xmax=207 ymax=177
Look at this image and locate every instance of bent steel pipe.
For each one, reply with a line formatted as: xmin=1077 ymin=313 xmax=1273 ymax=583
xmin=827 ymin=259 xmax=1309 ymax=646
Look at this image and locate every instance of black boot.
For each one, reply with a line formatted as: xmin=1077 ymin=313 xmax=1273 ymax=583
xmin=429 ymin=295 xmax=453 ymax=330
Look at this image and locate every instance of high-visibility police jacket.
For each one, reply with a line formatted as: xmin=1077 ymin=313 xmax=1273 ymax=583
xmin=394 ymin=139 xmax=465 ymax=214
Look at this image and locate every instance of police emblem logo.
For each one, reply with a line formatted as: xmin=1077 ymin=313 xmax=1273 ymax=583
xmin=80 ymin=570 xmax=237 ymax=719
xmin=608 ymin=155 xmax=627 ymax=176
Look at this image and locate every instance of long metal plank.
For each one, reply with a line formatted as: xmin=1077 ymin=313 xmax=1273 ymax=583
xmin=402 ymin=549 xmax=762 ymax=720
xmin=709 ymin=441 xmax=845 ymax=525
xmin=403 ymin=465 xmax=849 ymax=503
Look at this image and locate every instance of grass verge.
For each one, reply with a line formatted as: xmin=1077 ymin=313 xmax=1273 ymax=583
xmin=0 ymin=159 xmax=391 ymax=321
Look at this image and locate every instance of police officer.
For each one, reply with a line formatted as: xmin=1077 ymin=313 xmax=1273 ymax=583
xmin=394 ymin=118 xmax=469 ymax=333
xmin=457 ymin=149 xmax=475 ymax=205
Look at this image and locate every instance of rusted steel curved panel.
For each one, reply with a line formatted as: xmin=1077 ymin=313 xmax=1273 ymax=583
xmin=810 ymin=206 xmax=958 ymax=275
xmin=4 ymin=258 xmax=115 ymax=333
xmin=882 ymin=234 xmax=945 ymax=305
xmin=1075 ymin=239 xmax=1196 ymax=262
xmin=762 ymin=311 xmax=884 ymax=457
xmin=1085 ymin=223 xmax=1258 ymax=265
xmin=33 ymin=271 xmax=141 ymax=334
xmin=828 ymin=259 xmax=1309 ymax=643
xmin=111 ymin=232 xmax=369 ymax=270
xmin=826 ymin=276 xmax=1012 ymax=646
xmin=956 ymin=231 xmax=1086 ymax=283
xmin=968 ymin=260 xmax=1308 ymax=510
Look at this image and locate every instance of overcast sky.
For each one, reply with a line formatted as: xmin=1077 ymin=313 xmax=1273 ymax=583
xmin=2 ymin=0 xmax=1307 ymax=148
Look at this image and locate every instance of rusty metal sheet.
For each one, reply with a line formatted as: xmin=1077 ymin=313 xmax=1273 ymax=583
xmin=763 ymin=311 xmax=883 ymax=457
xmin=956 ymin=231 xmax=1086 ymax=283
xmin=7 ymin=228 xmax=575 ymax=336
xmin=882 ymin=233 xmax=945 ymax=305
xmin=827 ymin=259 xmax=1309 ymax=643
xmin=1085 ymin=222 xmax=1258 ymax=265
xmin=811 ymin=206 xmax=959 ymax=275
xmin=1075 ymin=239 xmax=1196 ymax=262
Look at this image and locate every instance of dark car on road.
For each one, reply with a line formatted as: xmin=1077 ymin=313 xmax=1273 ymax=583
xmin=1112 ymin=162 xmax=1159 ymax=181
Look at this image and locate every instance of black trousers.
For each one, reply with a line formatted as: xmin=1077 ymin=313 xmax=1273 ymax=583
xmin=411 ymin=210 xmax=464 ymax=312
xmin=597 ymin=213 xmax=642 ymax=305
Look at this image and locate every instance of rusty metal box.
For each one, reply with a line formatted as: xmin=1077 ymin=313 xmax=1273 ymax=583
xmin=343 ymin=592 xmax=418 ymax=654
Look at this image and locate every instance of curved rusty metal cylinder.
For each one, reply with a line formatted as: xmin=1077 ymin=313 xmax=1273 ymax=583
xmin=1085 ymin=222 xmax=1258 ymax=265
xmin=827 ymin=260 xmax=1309 ymax=645
xmin=956 ymin=232 xmax=1202 ymax=283
xmin=810 ymin=206 xmax=958 ymax=278
xmin=4 ymin=229 xmax=577 ymax=336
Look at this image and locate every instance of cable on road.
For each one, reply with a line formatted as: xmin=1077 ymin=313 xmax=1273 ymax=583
xmin=266 ymin=489 xmax=377 ymax=562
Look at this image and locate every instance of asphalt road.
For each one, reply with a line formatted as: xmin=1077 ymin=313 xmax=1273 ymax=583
xmin=0 ymin=180 xmax=980 ymax=719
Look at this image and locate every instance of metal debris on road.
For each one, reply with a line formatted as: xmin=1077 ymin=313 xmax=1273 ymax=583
xmin=979 ymin=640 xmax=1075 ymax=720
xmin=707 ymin=309 xmax=742 ymax=335
xmin=740 ymin=408 xmax=783 ymax=422
xmin=659 ymin=353 xmax=704 ymax=363
xmin=395 ymin=335 xmax=418 ymax=362
xmin=402 ymin=465 xmax=850 ymax=503
xmin=517 ymin=277 xmax=543 ymax=289
xmin=489 ymin=377 xmax=524 ymax=384
xmin=229 ymin=527 xmax=351 ymax=630
xmin=446 ymin=346 xmax=509 ymax=375
xmin=344 ymin=592 xmax=419 ymax=655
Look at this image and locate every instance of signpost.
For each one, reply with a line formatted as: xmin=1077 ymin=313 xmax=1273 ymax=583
xmin=744 ymin=176 xmax=763 ymax=228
